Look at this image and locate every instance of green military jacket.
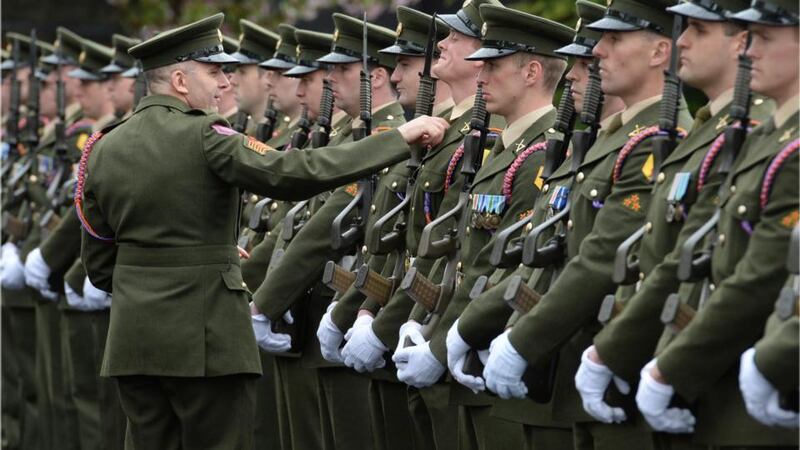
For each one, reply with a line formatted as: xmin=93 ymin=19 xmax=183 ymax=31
xmin=656 ymin=110 xmax=799 ymax=446
xmin=506 ymin=98 xmax=693 ymax=423
xmin=594 ymin=97 xmax=774 ymax=382
xmin=80 ymin=94 xmax=412 ymax=377
xmin=755 ymin=311 xmax=798 ymax=394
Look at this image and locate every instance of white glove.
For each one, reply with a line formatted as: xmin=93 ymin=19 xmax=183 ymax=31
xmin=446 ymin=320 xmax=485 ymax=393
xmin=1 ymin=242 xmax=26 ymax=290
xmin=392 ymin=334 xmax=445 ymax=388
xmin=739 ymin=347 xmax=798 ymax=428
xmin=82 ymin=276 xmax=111 ymax=310
xmin=395 ymin=321 xmax=422 ymax=357
xmin=575 ymin=346 xmax=630 ymax=423
xmin=635 ymin=359 xmax=695 ymax=433
xmin=64 ymin=281 xmax=86 ymax=310
xmin=483 ymin=329 xmax=528 ymax=399
xmin=317 ymin=302 xmax=345 ymax=364
xmin=341 ymin=315 xmax=388 ymax=372
xmin=251 ymin=308 xmax=293 ymax=353
xmin=24 ymin=248 xmax=51 ymax=292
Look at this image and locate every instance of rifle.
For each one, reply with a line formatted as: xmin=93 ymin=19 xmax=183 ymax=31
xmin=5 ymin=38 xmax=21 ymax=151
xmin=323 ymin=14 xmax=375 ymax=295
xmin=355 ymin=14 xmax=440 ymax=305
xmin=401 ymin=83 xmax=491 ymax=345
xmin=486 ymin=81 xmax=577 ymax=272
xmin=664 ymin=33 xmax=756 ymax=332
xmin=232 ymin=110 xmax=249 ymax=133
xmin=256 ymin=96 xmax=278 ymax=143
xmin=24 ymin=30 xmax=40 ymax=151
xmin=288 ymin=105 xmax=312 ymax=150
xmin=609 ymin=14 xmax=684 ymax=291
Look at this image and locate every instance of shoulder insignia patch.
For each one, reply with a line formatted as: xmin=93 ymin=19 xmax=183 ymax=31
xmin=245 ymin=136 xmax=272 ymax=155
xmin=460 ymin=122 xmax=470 ymax=133
xmin=514 ymin=140 xmax=526 ymax=153
xmin=641 ymin=153 xmax=654 ymax=180
xmin=482 ymin=149 xmax=492 ymax=165
xmin=533 ymin=165 xmax=544 ymax=190
xmin=373 ymin=126 xmax=391 ymax=134
xmin=330 ymin=126 xmax=339 ymax=137
xmin=628 ymin=124 xmax=647 ymax=138
xmin=76 ymin=133 xmax=89 ymax=151
xmin=716 ymin=114 xmax=730 ymax=131
xmin=622 ymin=193 xmax=642 ymax=212
xmin=344 ymin=183 xmax=358 ymax=197
xmin=212 ymin=124 xmax=238 ymax=136
xmin=782 ymin=210 xmax=799 ymax=229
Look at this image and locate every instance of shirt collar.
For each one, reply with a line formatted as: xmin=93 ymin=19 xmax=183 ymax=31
xmin=774 ymin=94 xmax=799 ymax=128
xmin=450 ymin=94 xmax=476 ymax=121
xmin=621 ymin=95 xmax=662 ymax=126
xmin=501 ymin=105 xmax=556 ymax=149
xmin=709 ymin=88 xmax=734 ymax=117
xmin=433 ymin=98 xmax=455 ymax=117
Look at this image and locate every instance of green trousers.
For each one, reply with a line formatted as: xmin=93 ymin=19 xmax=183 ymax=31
xmin=3 ymin=303 xmax=38 ymax=449
xmin=523 ymin=424 xmax=574 ymax=450
xmin=317 ymin=366 xmax=374 ymax=450
xmin=407 ymin=385 xmax=459 ymax=450
xmin=573 ymin=417 xmax=655 ymax=450
xmin=458 ymin=404 xmax=525 ymax=450
xmin=253 ymin=350 xmax=281 ymax=450
xmin=274 ymin=356 xmax=324 ymax=450
xmin=117 ymin=374 xmax=256 ymax=450
xmin=369 ymin=378 xmax=418 ymax=450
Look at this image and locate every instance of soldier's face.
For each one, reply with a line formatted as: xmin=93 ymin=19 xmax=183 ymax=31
xmin=38 ymin=71 xmax=58 ymax=119
xmin=296 ymin=69 xmax=325 ymax=121
xmin=476 ymin=55 xmax=527 ymax=116
xmin=433 ymin=30 xmax=482 ymax=83
xmin=593 ymin=31 xmax=659 ymax=100
xmin=76 ymin=79 xmax=110 ymax=119
xmin=109 ymin=74 xmax=135 ymax=115
xmin=747 ymin=24 xmax=799 ymax=103
xmin=272 ymin=72 xmax=300 ymax=115
xmin=59 ymin=65 xmax=81 ymax=103
xmin=327 ymin=62 xmax=362 ymax=116
xmin=1 ymin=76 xmax=10 ymax=114
xmin=231 ymin=64 xmax=265 ymax=115
xmin=677 ymin=19 xmax=744 ymax=93
xmin=15 ymin=66 xmax=31 ymax=104
xmin=565 ymin=57 xmax=593 ymax=114
xmin=183 ymin=61 xmax=229 ymax=111
xmin=391 ymin=55 xmax=424 ymax=108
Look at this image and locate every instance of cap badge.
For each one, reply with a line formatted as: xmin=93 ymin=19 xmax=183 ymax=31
xmin=396 ymin=22 xmax=403 ymax=35
xmin=78 ymin=50 xmax=87 ymax=65
xmin=481 ymin=22 xmax=487 ymax=37
xmin=333 ymin=29 xmax=340 ymax=42
xmin=296 ymin=45 xmax=302 ymax=60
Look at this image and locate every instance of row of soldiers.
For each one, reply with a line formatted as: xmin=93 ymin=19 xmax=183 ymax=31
xmin=1 ymin=0 xmax=797 ymax=449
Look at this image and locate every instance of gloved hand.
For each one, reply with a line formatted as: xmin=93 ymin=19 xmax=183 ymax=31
xmin=575 ymin=345 xmax=630 ymax=423
xmin=392 ymin=333 xmax=445 ymax=388
xmin=1 ymin=242 xmax=26 ymax=290
xmin=739 ymin=347 xmax=798 ymax=428
xmin=64 ymin=281 xmax=86 ymax=310
xmin=317 ymin=302 xmax=345 ymax=364
xmin=483 ymin=329 xmax=528 ymax=399
xmin=635 ymin=359 xmax=695 ymax=433
xmin=395 ymin=321 xmax=422 ymax=358
xmin=446 ymin=320 xmax=485 ymax=393
xmin=24 ymin=248 xmax=58 ymax=299
xmin=83 ymin=276 xmax=111 ymax=310
xmin=342 ymin=314 xmax=388 ymax=373
xmin=251 ymin=307 xmax=293 ymax=353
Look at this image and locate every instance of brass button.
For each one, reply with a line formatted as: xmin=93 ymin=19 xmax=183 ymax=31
xmin=466 ymin=226 xmax=471 ymax=236
xmin=29 ymin=175 xmax=38 ymax=183
xmin=567 ymin=219 xmax=574 ymax=230
xmin=424 ymin=181 xmax=430 ymax=188
xmin=542 ymin=184 xmax=549 ymax=194
xmin=524 ymin=223 xmax=533 ymax=232
xmin=387 ymin=115 xmax=394 ymax=120
xmin=589 ymin=188 xmax=598 ymax=198
xmin=382 ymin=167 xmax=389 ymax=174
xmin=250 ymin=194 xmax=258 ymax=203
xmin=362 ymin=245 xmax=368 ymax=254
xmin=737 ymin=205 xmax=747 ymax=215
xmin=457 ymin=262 xmax=462 ymax=271
xmin=469 ymin=194 xmax=473 ymax=200
xmin=266 ymin=231 xmax=272 ymax=237
xmin=305 ymin=210 xmax=311 ymax=217
xmin=370 ymin=204 xmax=376 ymax=212
xmin=709 ymin=283 xmax=716 ymax=291
xmin=729 ymin=185 xmax=736 ymax=193
xmin=391 ymin=181 xmax=398 ymax=189
xmin=718 ymin=233 xmax=725 ymax=244
xmin=754 ymin=98 xmax=764 ymax=106
xmin=645 ymin=221 xmax=653 ymax=232
xmin=576 ymin=172 xmax=585 ymax=183
xmin=241 ymin=282 xmax=248 ymax=288
xmin=657 ymin=172 xmax=666 ymax=184
xmin=639 ymin=272 xmax=645 ymax=281
xmin=270 ymin=202 xmax=278 ymax=211
xmin=410 ymin=206 xmax=415 ymax=212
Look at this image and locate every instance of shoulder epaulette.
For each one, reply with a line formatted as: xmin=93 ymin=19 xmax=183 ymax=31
xmin=760 ymin=139 xmax=799 ymax=209
xmin=612 ymin=126 xmax=687 ymax=184
xmin=74 ymin=131 xmax=115 ymax=243
xmin=503 ymin=141 xmax=547 ymax=203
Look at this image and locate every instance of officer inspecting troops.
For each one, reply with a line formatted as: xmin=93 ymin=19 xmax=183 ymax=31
xmin=2 ymin=1 xmax=800 ymax=449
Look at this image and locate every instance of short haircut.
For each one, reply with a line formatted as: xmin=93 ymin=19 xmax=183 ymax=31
xmin=515 ymin=52 xmax=568 ymax=93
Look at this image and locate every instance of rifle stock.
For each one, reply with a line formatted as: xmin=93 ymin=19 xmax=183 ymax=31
xmin=322 ymin=260 xmax=357 ymax=295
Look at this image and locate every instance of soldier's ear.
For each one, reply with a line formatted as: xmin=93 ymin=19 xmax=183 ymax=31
xmin=650 ymin=37 xmax=671 ymax=69
xmin=524 ymin=57 xmax=543 ymax=88
xmin=171 ymin=68 xmax=190 ymax=95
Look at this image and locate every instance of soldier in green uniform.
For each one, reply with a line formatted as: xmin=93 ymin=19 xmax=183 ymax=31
xmin=634 ymin=1 xmax=799 ymax=447
xmin=390 ymin=5 xmax=572 ymax=449
xmin=218 ymin=34 xmax=240 ymax=122
xmin=450 ymin=3 xmax=626 ymax=449
xmin=322 ymin=7 xmax=451 ymax=450
xmin=102 ymin=34 xmax=141 ymax=118
xmin=77 ymin=13 xmax=447 ymax=449
xmin=575 ymin=2 xmax=773 ymax=449
xmin=249 ymin=13 xmax=405 ymax=450
xmin=481 ymin=2 xmax=695 ymax=449
xmin=229 ymin=19 xmax=279 ymax=137
xmin=261 ymin=24 xmax=302 ymax=149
